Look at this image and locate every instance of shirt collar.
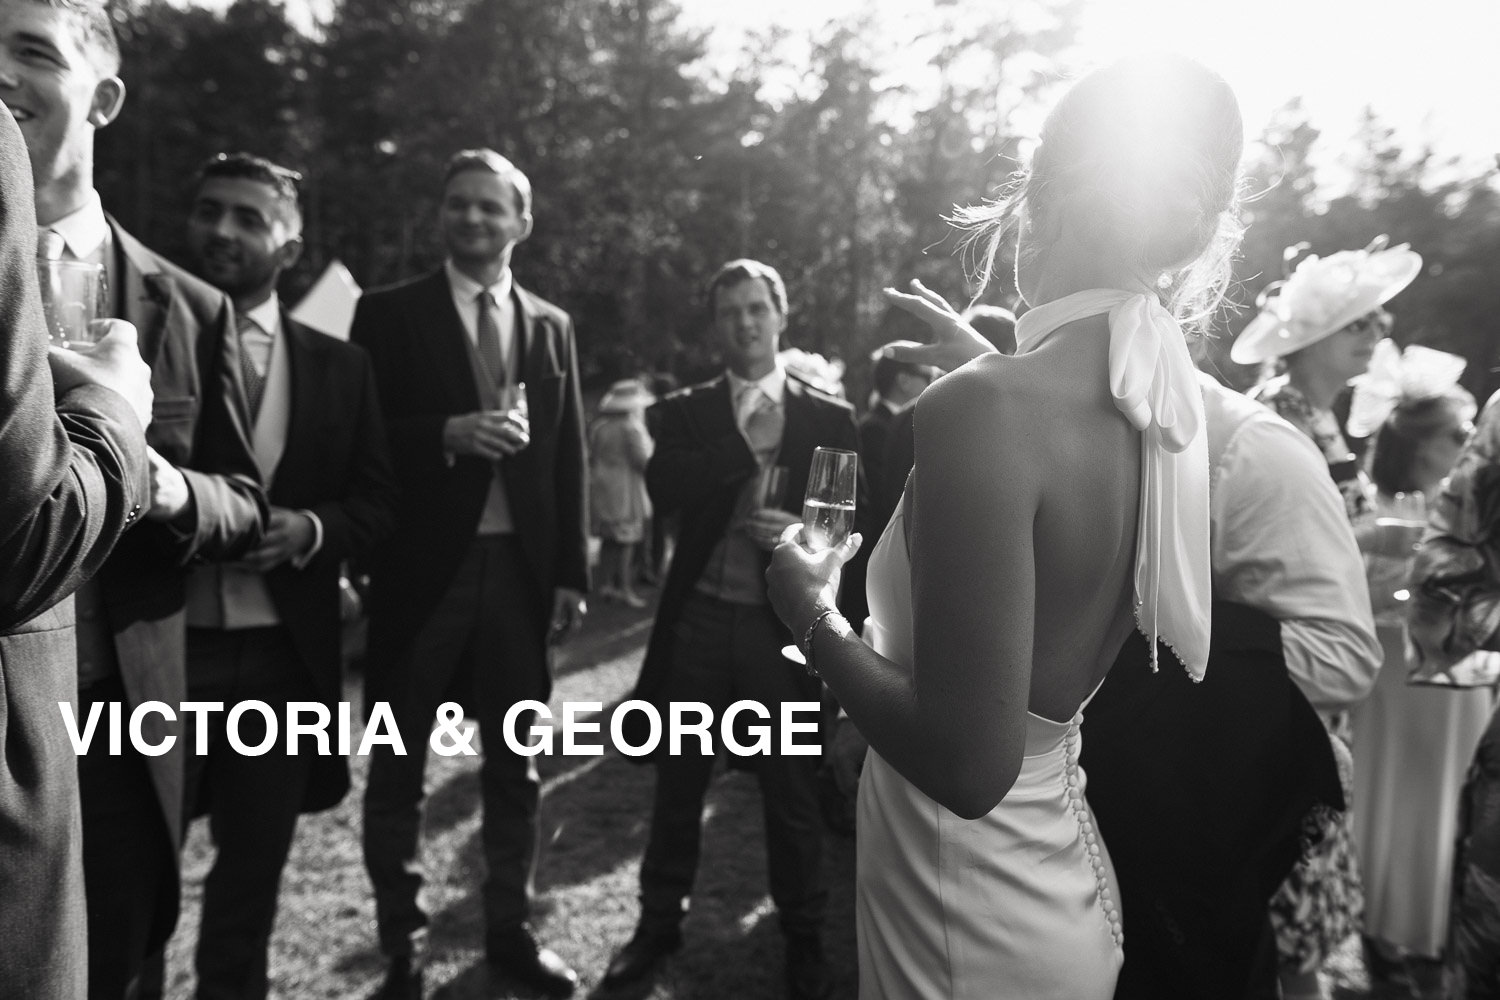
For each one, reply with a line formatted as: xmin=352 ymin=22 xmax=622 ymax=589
xmin=243 ymin=292 xmax=281 ymax=337
xmin=726 ymin=363 xmax=787 ymax=406
xmin=46 ymin=189 xmax=109 ymax=261
xmin=445 ymin=259 xmax=513 ymax=306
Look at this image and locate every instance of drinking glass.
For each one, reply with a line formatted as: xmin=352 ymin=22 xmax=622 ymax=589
xmin=496 ymin=381 xmax=529 ymax=419
xmin=37 ymin=259 xmax=107 ymax=350
xmin=752 ymin=464 xmax=790 ymax=510
xmin=801 ymin=447 xmax=858 ymax=552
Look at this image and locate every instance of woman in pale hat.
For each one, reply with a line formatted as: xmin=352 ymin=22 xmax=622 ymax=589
xmin=589 ymin=378 xmax=657 ymax=607
xmin=1233 ymin=238 xmax=1422 ymax=1000
xmin=1233 ymin=239 xmax=1422 ymax=521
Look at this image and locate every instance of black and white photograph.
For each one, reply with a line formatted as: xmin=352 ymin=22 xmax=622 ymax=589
xmin=2 ymin=0 xmax=1499 ymax=997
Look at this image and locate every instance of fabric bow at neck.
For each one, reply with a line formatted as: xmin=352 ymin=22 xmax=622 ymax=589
xmin=1014 ymin=288 xmax=1211 ymax=680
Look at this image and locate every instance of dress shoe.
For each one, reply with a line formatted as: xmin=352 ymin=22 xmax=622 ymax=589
xmin=486 ymin=923 xmax=578 ymax=997
xmin=600 ymin=923 xmax=682 ymax=993
xmin=374 ymin=953 xmax=424 ymax=1000
xmin=784 ymin=932 xmax=832 ymax=1000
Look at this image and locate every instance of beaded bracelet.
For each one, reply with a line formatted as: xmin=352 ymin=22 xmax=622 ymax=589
xmin=800 ymin=608 xmax=845 ymax=678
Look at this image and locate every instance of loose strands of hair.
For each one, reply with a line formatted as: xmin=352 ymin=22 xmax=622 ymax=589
xmin=949 ymin=57 xmax=1246 ymax=337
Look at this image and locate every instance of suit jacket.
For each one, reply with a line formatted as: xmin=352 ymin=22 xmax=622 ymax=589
xmin=0 ymin=104 xmax=148 ymax=1000
xmin=1080 ymin=601 xmax=1343 ymax=1000
xmin=629 ymin=372 xmax=869 ymax=727
xmin=350 ymin=268 xmax=588 ymax=704
xmin=220 ymin=311 xmax=397 ymax=813
xmin=83 ymin=219 xmax=266 ymax=957
xmin=857 ymin=402 xmax=894 ymax=513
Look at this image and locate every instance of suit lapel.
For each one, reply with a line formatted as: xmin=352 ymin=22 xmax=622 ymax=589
xmin=513 ymin=284 xmax=537 ymax=384
xmin=412 ymin=269 xmax=480 ymax=411
xmin=274 ymin=313 xmax=321 ymax=498
xmin=108 ymin=220 xmax=169 ymax=366
xmin=779 ymin=377 xmax=818 ymax=491
xmin=691 ymin=374 xmax=736 ymax=443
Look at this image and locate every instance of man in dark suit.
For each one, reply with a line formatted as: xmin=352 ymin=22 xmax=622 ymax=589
xmin=0 ymin=97 xmax=154 ymax=1000
xmin=0 ymin=4 xmax=268 ymax=995
xmin=352 ymin=149 xmax=589 ymax=1000
xmin=857 ymin=339 xmax=934 ymax=531
xmin=179 ymin=152 xmax=398 ymax=1000
xmin=601 ymin=259 xmax=865 ymax=1000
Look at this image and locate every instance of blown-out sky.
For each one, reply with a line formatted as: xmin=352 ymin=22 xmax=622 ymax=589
xmin=688 ymin=0 xmax=1499 ymax=176
xmin=196 ymin=0 xmax=1500 ymax=181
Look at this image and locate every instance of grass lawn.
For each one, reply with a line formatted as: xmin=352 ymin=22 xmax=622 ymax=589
xmin=159 ymin=591 xmax=1422 ymax=999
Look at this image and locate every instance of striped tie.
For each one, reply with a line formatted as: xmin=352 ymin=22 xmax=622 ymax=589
xmin=237 ymin=313 xmax=267 ymax=421
xmin=476 ymin=289 xmax=507 ymax=387
xmin=37 ymin=227 xmax=65 ymax=260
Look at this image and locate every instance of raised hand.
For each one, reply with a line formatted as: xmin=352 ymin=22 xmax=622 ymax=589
xmin=881 ymin=279 xmax=999 ymax=372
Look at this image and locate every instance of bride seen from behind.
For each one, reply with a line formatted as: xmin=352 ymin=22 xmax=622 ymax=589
xmin=765 ymin=55 xmax=1245 ymax=998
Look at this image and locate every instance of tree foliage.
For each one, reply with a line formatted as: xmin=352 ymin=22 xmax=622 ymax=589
xmin=95 ymin=0 xmax=1498 ymax=405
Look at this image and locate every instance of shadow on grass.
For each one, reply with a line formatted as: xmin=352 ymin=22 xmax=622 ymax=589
xmin=422 ymin=742 xmax=858 ymax=998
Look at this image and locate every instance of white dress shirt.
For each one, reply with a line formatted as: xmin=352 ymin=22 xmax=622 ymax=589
xmin=727 ymin=363 xmax=787 ymax=452
xmin=1202 ymin=375 xmax=1382 ymax=709
xmin=445 ymin=259 xmax=516 ymax=371
xmin=44 ymin=189 xmax=109 ymax=261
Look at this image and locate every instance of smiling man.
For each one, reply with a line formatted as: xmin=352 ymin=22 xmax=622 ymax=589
xmin=180 ymin=152 xmax=396 ymax=1000
xmin=350 ymin=148 xmax=588 ymax=1000
xmin=602 ymin=259 xmax=867 ymax=1000
xmin=0 ymin=3 xmax=267 ymax=997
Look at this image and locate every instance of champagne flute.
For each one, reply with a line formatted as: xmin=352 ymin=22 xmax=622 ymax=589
xmin=781 ymin=447 xmax=858 ymax=666
xmin=802 ymin=447 xmax=858 ymax=552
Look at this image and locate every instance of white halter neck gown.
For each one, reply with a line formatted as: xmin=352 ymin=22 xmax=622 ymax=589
xmin=853 ymin=289 xmax=1210 ymax=999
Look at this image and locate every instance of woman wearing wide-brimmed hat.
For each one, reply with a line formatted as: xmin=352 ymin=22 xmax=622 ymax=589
xmin=589 ymin=378 xmax=657 ymax=607
xmin=1232 ymin=238 xmax=1422 ymax=1000
xmin=1234 ymin=240 xmax=1422 ymax=522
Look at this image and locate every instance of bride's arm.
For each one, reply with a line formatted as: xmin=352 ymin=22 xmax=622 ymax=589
xmin=768 ymin=360 xmax=1039 ymax=819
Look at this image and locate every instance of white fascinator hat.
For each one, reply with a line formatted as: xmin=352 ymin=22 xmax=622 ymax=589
xmin=1230 ymin=238 xmax=1422 ymax=365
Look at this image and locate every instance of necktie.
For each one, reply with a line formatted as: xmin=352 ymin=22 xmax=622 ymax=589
xmin=741 ymin=386 xmax=783 ymax=458
xmin=238 ymin=313 xmax=267 ymax=422
xmin=476 ymin=289 xmax=507 ymax=387
xmin=37 ymin=227 xmax=65 ymax=260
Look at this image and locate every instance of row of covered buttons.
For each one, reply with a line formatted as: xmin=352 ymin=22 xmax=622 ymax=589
xmin=1063 ymin=719 xmax=1123 ymax=950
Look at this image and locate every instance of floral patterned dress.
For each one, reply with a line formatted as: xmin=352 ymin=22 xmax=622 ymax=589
xmin=1250 ymin=375 xmax=1369 ymax=972
xmin=1408 ymin=389 xmax=1500 ymax=996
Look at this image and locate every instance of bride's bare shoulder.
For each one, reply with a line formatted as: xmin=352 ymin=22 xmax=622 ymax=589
xmin=919 ymin=353 xmax=1049 ymax=424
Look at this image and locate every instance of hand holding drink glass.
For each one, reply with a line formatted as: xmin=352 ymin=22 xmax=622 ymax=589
xmin=495 ymin=380 xmax=530 ymax=452
xmin=771 ymin=447 xmax=861 ymax=665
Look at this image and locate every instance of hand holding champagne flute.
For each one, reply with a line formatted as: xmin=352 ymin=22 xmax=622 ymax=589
xmin=780 ymin=447 xmax=858 ymax=664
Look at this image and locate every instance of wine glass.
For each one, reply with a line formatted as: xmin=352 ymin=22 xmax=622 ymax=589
xmin=801 ymin=447 xmax=858 ymax=552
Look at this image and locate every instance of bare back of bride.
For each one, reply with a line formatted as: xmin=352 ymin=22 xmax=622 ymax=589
xmin=767 ymin=54 xmax=1245 ymax=998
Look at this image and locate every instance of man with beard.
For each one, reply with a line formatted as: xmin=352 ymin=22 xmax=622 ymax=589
xmin=180 ymin=152 xmax=396 ymax=1000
